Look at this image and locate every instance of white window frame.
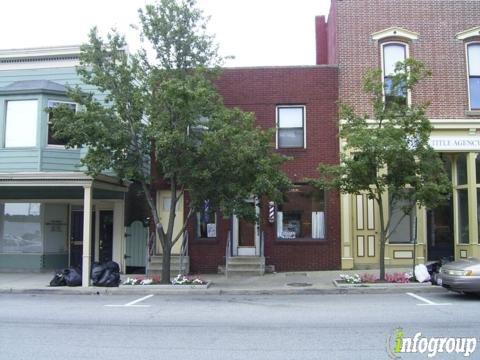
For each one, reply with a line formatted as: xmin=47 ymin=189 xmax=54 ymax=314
xmin=465 ymin=41 xmax=480 ymax=111
xmin=46 ymin=99 xmax=77 ymax=148
xmin=380 ymin=41 xmax=411 ymax=106
xmin=4 ymin=99 xmax=39 ymax=148
xmin=275 ymin=105 xmax=306 ymax=149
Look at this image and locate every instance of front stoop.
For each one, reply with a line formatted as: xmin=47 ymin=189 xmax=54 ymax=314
xmin=225 ymin=256 xmax=265 ymax=277
xmin=148 ymin=255 xmax=190 ymax=276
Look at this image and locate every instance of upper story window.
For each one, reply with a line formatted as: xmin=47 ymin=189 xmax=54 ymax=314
xmin=47 ymin=100 xmax=76 ymax=146
xmin=276 ymin=105 xmax=305 ymax=149
xmin=5 ymin=100 xmax=38 ymax=148
xmin=467 ymin=43 xmax=480 ymax=110
xmin=382 ymin=42 xmax=408 ymax=106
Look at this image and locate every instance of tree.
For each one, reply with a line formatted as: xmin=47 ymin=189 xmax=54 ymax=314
xmin=312 ymin=59 xmax=451 ymax=280
xmin=52 ymin=0 xmax=291 ymax=284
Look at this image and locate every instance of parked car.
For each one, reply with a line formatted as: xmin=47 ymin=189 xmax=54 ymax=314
xmin=440 ymin=258 xmax=480 ymax=294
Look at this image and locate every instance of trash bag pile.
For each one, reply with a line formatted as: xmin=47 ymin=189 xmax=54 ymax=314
xmin=91 ymin=261 xmax=121 ymax=287
xmin=49 ymin=267 xmax=82 ymax=287
xmin=49 ymin=261 xmax=121 ymax=287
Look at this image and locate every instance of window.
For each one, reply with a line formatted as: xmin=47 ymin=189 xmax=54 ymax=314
xmin=467 ymin=43 xmax=480 ymax=110
xmin=277 ymin=185 xmax=325 ymax=240
xmin=389 ymin=198 xmax=416 ymax=244
xmin=276 ymin=106 xmax=305 ymax=148
xmin=196 ymin=201 xmax=216 ymax=239
xmin=5 ymin=100 xmax=38 ymax=147
xmin=47 ymin=100 xmax=76 ymax=146
xmin=382 ymin=43 xmax=407 ymax=106
xmin=457 ymin=154 xmax=468 ymax=185
xmin=458 ymin=189 xmax=469 ymax=244
xmin=0 ymin=203 xmax=42 ymax=253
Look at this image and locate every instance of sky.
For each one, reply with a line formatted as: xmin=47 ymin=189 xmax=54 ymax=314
xmin=0 ymin=0 xmax=331 ymax=67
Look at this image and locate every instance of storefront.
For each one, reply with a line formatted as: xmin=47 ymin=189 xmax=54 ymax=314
xmin=341 ymin=127 xmax=480 ymax=269
xmin=0 ymin=173 xmax=128 ymax=286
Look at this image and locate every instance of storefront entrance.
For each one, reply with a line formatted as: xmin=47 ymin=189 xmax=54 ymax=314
xmin=69 ymin=210 xmax=113 ymax=267
xmin=232 ymin=199 xmax=260 ymax=256
xmin=427 ymin=198 xmax=454 ymax=261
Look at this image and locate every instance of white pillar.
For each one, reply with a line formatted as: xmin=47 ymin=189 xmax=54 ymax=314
xmin=82 ymin=184 xmax=93 ymax=287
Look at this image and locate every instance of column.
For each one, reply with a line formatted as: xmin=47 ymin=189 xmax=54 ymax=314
xmin=341 ymin=193 xmax=354 ymax=269
xmin=82 ymin=184 xmax=93 ymax=287
xmin=467 ymin=153 xmax=478 ymax=245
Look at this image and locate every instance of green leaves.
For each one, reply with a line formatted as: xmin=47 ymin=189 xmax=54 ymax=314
xmin=50 ymin=0 xmax=291 ymax=225
xmin=314 ymin=58 xmax=451 ymax=226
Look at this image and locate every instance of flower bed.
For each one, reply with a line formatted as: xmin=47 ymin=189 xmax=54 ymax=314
xmin=171 ymin=274 xmax=208 ymax=285
xmin=123 ymin=275 xmax=162 ymax=285
xmin=122 ymin=274 xmax=210 ymax=288
xmin=338 ymin=272 xmax=414 ymax=285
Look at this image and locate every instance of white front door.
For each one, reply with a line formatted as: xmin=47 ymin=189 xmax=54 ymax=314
xmin=232 ymin=199 xmax=260 ymax=256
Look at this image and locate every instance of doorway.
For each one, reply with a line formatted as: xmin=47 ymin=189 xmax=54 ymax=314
xmin=69 ymin=210 xmax=96 ymax=268
xmin=232 ymin=199 xmax=260 ymax=256
xmin=69 ymin=210 xmax=84 ymax=268
xmin=98 ymin=210 xmax=113 ymax=263
xmin=427 ymin=198 xmax=454 ymax=261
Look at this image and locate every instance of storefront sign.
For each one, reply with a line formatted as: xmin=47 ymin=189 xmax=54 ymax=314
xmin=429 ymin=136 xmax=480 ymax=151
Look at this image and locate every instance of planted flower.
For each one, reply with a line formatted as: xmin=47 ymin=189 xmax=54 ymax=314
xmin=171 ymin=274 xmax=207 ymax=285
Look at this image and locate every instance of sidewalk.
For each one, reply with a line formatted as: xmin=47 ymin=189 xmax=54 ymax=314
xmin=0 ymin=268 xmax=447 ymax=296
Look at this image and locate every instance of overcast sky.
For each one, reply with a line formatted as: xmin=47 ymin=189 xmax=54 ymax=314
xmin=0 ymin=0 xmax=331 ymax=67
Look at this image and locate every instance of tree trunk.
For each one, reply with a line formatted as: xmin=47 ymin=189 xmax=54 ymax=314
xmin=377 ymin=194 xmax=386 ymax=281
xmin=161 ymin=241 xmax=172 ymax=284
xmin=379 ymin=231 xmax=386 ymax=281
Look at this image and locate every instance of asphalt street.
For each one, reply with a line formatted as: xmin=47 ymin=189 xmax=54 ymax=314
xmin=0 ymin=291 xmax=479 ymax=360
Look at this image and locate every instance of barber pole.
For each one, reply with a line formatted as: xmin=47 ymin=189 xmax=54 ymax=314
xmin=268 ymin=201 xmax=275 ymax=223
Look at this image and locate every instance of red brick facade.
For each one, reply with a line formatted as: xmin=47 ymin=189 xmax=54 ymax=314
xmin=188 ymin=66 xmax=340 ymax=273
xmin=321 ymin=0 xmax=480 ymax=119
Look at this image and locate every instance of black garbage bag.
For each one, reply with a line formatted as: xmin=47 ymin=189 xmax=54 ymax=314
xmin=96 ymin=269 xmax=120 ymax=287
xmin=91 ymin=262 xmax=106 ymax=285
xmin=49 ymin=271 xmax=67 ymax=287
xmin=63 ymin=267 xmax=82 ymax=287
xmin=104 ymin=261 xmax=120 ymax=273
xmin=94 ymin=261 xmax=121 ymax=287
xmin=426 ymin=261 xmax=441 ymax=275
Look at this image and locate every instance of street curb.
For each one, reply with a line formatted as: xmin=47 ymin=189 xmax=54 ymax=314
xmin=0 ymin=285 xmax=448 ymax=296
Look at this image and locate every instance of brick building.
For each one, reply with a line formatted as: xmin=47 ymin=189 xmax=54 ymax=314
xmin=192 ymin=67 xmax=339 ymax=273
xmin=316 ymin=0 xmax=480 ymax=269
xmin=152 ymin=66 xmax=340 ymax=275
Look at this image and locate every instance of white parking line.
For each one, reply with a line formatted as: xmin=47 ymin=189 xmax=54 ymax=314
xmin=105 ymin=294 xmax=154 ymax=307
xmin=406 ymin=292 xmax=451 ymax=306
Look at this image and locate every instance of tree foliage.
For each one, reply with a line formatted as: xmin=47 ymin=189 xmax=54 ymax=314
xmin=51 ymin=0 xmax=291 ymax=283
xmin=312 ymin=58 xmax=451 ymax=280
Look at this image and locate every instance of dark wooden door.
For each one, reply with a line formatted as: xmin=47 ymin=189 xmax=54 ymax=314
xmin=69 ymin=210 xmax=84 ymax=268
xmin=99 ymin=210 xmax=114 ymax=262
xmin=427 ymin=199 xmax=454 ymax=261
xmin=69 ymin=210 xmax=96 ymax=268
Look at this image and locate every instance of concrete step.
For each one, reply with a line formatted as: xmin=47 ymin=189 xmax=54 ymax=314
xmin=148 ymin=255 xmax=189 ymax=275
xmin=226 ymin=256 xmax=265 ymax=265
xmin=218 ymin=263 xmax=275 ymax=274
xmin=225 ymin=256 xmax=265 ymax=277
xmin=226 ymin=264 xmax=265 ymax=271
xmin=226 ymin=269 xmax=265 ymax=277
